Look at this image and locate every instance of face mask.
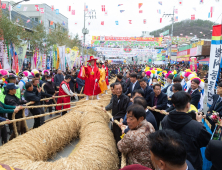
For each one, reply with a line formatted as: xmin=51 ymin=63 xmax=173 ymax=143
xmin=0 ymin=80 xmax=3 ymax=84
xmin=153 ymin=82 xmax=157 ymax=85
xmin=29 ymin=79 xmax=33 ymax=82
xmin=47 ymin=79 xmax=52 ymax=82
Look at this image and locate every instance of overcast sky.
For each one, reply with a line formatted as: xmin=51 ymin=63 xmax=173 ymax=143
xmin=12 ymin=0 xmax=222 ymax=44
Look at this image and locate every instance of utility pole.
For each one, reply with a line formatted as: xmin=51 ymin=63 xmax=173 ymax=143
xmin=162 ymin=6 xmax=175 ymax=65
xmin=82 ymin=4 xmax=96 ymax=63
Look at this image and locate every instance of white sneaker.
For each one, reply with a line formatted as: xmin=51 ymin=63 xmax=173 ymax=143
xmin=86 ymin=96 xmax=89 ymax=100
xmin=97 ymin=95 xmax=100 ymax=100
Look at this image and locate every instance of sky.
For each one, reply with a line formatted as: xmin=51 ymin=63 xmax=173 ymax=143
xmin=11 ymin=0 xmax=222 ymax=45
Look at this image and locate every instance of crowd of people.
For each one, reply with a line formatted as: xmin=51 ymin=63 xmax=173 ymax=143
xmin=0 ymin=58 xmax=221 ymax=170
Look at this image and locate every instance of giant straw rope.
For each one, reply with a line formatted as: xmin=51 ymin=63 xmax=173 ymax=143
xmin=0 ymin=77 xmax=122 ymax=170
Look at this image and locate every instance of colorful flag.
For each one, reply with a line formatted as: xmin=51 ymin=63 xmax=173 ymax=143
xmin=101 ymin=21 xmax=104 ymax=25
xmin=208 ymin=12 xmax=211 ymax=18
xmin=17 ymin=4 xmax=21 ymax=8
xmin=157 ymin=9 xmax=161 ymax=14
xmin=139 ymin=3 xmax=143 ymax=9
xmin=191 ymin=14 xmax=195 ymax=20
xmin=51 ymin=5 xmax=54 ymax=11
xmin=210 ymin=6 xmax=214 ymax=12
xmin=102 ymin=5 xmax=105 ymax=12
xmin=104 ymin=11 xmax=108 ymax=16
xmin=72 ymin=10 xmax=75 ymax=15
xmin=39 ymin=20 xmax=42 ymax=24
xmin=178 ymin=0 xmax=183 ymax=5
xmin=50 ymin=21 xmax=53 ymax=25
xmin=23 ymin=7 xmax=27 ymax=11
xmin=27 ymin=19 xmax=30 ymax=23
xmin=174 ymin=9 xmax=178 ymax=14
xmin=115 ymin=21 xmax=119 ymax=25
xmin=35 ymin=5 xmax=39 ymax=11
xmin=160 ymin=18 xmax=162 ymax=23
xmin=40 ymin=8 xmax=44 ymax=13
xmin=120 ymin=10 xmax=125 ymax=13
xmin=139 ymin=10 xmax=143 ymax=13
xmin=8 ymin=5 xmax=12 ymax=11
xmin=118 ymin=4 xmax=123 ymax=6
xmin=62 ymin=21 xmax=65 ymax=26
xmin=143 ymin=19 xmax=146 ymax=24
xmin=200 ymin=0 xmax=204 ymax=3
xmin=84 ymin=3 xmax=88 ymax=11
xmin=55 ymin=9 xmax=59 ymax=14
xmin=68 ymin=6 xmax=71 ymax=11
xmin=175 ymin=16 xmax=178 ymax=21
xmin=129 ymin=20 xmax=132 ymax=24
xmin=1 ymin=3 xmax=6 ymax=9
xmin=158 ymin=1 xmax=162 ymax=5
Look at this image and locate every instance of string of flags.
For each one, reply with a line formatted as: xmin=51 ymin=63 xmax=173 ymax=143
xmin=102 ymin=5 xmax=105 ymax=12
xmin=0 ymin=1 xmax=221 ymax=27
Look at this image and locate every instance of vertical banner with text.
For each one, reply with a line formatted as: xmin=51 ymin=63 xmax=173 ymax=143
xmin=207 ymin=24 xmax=222 ymax=107
xmin=15 ymin=44 xmax=27 ymax=71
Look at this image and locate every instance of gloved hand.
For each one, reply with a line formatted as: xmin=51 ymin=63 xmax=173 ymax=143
xmin=95 ymin=79 xmax=98 ymax=83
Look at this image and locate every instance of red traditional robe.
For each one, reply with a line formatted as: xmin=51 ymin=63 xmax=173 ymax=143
xmin=104 ymin=65 xmax=109 ymax=85
xmin=56 ymin=81 xmax=71 ymax=110
xmin=83 ymin=65 xmax=101 ymax=96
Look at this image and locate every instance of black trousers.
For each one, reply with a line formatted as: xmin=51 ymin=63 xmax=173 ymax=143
xmin=0 ymin=125 xmax=8 ymax=144
xmin=46 ymin=99 xmax=54 ymax=112
xmin=153 ymin=111 xmax=165 ymax=130
xmin=112 ymin=118 xmax=122 ymax=167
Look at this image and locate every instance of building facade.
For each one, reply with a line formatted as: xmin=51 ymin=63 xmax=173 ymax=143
xmin=3 ymin=1 xmax=68 ymax=33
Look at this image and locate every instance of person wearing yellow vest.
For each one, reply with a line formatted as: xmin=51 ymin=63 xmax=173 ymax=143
xmin=0 ymin=74 xmax=5 ymax=104
xmin=98 ymin=61 xmax=108 ymax=95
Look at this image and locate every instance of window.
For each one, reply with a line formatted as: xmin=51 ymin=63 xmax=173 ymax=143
xmin=31 ymin=17 xmax=38 ymax=22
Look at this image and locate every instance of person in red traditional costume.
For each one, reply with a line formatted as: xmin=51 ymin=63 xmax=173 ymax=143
xmin=56 ymin=75 xmax=75 ymax=115
xmin=82 ymin=56 xmax=101 ymax=100
xmin=104 ymin=60 xmax=109 ymax=89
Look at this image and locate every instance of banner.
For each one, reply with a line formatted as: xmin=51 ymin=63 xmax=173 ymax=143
xmin=190 ymin=57 xmax=197 ymax=72
xmin=70 ymin=48 xmax=79 ymax=69
xmin=37 ymin=52 xmax=42 ymax=70
xmin=160 ymin=30 xmax=169 ymax=36
xmin=92 ymin=36 xmax=162 ymax=42
xmin=58 ymin=46 xmax=66 ymax=71
xmin=33 ymin=51 xmax=37 ymax=68
xmin=3 ymin=49 xmax=10 ymax=71
xmin=42 ymin=54 xmax=46 ymax=70
xmin=15 ymin=44 xmax=28 ymax=71
xmin=207 ymin=24 xmax=222 ymax=107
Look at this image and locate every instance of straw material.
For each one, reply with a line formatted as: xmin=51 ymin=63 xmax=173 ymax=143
xmin=0 ymin=77 xmax=119 ymax=170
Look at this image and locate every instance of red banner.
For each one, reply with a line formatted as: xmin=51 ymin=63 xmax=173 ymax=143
xmin=92 ymin=36 xmax=162 ymax=42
